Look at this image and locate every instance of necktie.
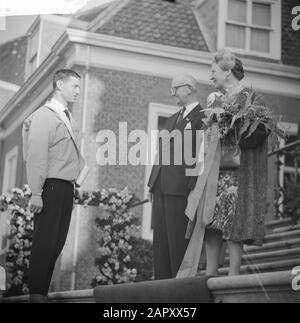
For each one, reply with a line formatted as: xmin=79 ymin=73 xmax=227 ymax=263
xmin=177 ymin=106 xmax=186 ymax=125
xmin=64 ymin=109 xmax=71 ymax=121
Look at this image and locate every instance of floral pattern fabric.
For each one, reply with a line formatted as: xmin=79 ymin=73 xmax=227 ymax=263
xmin=208 ymin=170 xmax=239 ymax=240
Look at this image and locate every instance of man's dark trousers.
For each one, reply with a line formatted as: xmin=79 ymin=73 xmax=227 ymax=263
xmin=29 ymin=178 xmax=73 ymax=295
xmin=152 ymin=179 xmax=189 ymax=280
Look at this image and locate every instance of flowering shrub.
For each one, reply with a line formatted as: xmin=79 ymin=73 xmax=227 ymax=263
xmin=0 ymin=185 xmax=33 ymax=296
xmin=0 ymin=185 xmax=153 ymax=296
xmin=74 ymin=187 xmax=153 ymax=286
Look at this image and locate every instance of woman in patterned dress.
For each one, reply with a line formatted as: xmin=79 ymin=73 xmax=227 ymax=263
xmin=205 ymin=50 xmax=269 ymax=276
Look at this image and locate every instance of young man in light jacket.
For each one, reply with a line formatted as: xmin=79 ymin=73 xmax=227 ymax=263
xmin=23 ymin=69 xmax=86 ymax=303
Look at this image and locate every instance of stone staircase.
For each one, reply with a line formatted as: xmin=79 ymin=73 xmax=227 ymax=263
xmin=215 ymin=218 xmax=300 ymax=276
xmin=208 ymin=270 xmax=299 ymax=303
xmin=206 ymin=218 xmax=300 ymax=303
xmin=1 ymin=218 xmax=300 ymax=303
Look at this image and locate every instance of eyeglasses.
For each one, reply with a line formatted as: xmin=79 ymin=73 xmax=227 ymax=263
xmin=170 ymin=84 xmax=191 ymax=96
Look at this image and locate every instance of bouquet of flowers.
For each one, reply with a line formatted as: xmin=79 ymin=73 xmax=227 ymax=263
xmin=204 ymin=90 xmax=286 ymax=150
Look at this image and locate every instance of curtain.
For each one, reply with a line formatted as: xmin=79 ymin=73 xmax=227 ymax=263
xmin=251 ymin=28 xmax=270 ymax=52
xmin=252 ymin=2 xmax=271 ymax=27
xmin=226 ymin=24 xmax=246 ymax=49
xmin=228 ymin=0 xmax=247 ymax=23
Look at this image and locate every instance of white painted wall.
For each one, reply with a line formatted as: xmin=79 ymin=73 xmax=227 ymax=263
xmin=0 ymin=15 xmax=37 ymax=45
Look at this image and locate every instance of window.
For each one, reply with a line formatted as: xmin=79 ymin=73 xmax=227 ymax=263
xmin=0 ymin=146 xmax=19 ymax=254
xmin=142 ymin=104 xmax=180 ymax=240
xmin=218 ymin=0 xmax=281 ymax=59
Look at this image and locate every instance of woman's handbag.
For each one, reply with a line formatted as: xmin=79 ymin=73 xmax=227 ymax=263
xmin=220 ymin=145 xmax=241 ymax=169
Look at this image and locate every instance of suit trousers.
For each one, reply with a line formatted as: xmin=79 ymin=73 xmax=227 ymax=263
xmin=28 ymin=179 xmax=73 ymax=295
xmin=152 ymin=178 xmax=189 ymax=280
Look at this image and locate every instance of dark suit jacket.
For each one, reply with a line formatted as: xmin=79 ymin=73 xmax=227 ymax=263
xmin=148 ymin=104 xmax=205 ymax=196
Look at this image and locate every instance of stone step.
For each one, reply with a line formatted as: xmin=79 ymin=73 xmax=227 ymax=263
xmin=2 ymin=273 xmax=299 ymax=303
xmin=220 ymin=259 xmax=300 ymax=276
xmin=265 ymin=218 xmax=294 ymax=232
xmin=263 ymin=229 xmax=300 ymax=244
xmin=94 ymin=276 xmax=213 ymax=303
xmin=207 ymin=271 xmax=300 ymax=303
xmin=245 ymin=238 xmax=300 ymax=254
xmin=1 ymin=289 xmax=95 ymax=303
xmin=272 ymin=224 xmax=300 ymax=234
xmin=2 ymin=278 xmax=213 ymax=303
xmin=200 ymin=258 xmax=300 ymax=276
xmin=225 ymin=247 xmax=300 ymax=266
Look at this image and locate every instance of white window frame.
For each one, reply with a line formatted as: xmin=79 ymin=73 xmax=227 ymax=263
xmin=2 ymin=146 xmax=19 ymax=195
xmin=0 ymin=17 xmax=6 ymax=31
xmin=142 ymin=103 xmax=180 ymax=241
xmin=0 ymin=146 xmax=19 ymax=255
xmin=218 ymin=0 xmax=282 ymax=60
xmin=26 ymin=20 xmax=42 ymax=79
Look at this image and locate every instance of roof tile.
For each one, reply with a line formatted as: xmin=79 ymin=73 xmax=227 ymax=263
xmin=96 ymin=0 xmax=209 ymax=51
xmin=0 ymin=36 xmax=28 ymax=86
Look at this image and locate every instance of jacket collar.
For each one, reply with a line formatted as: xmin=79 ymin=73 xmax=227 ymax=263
xmin=174 ymin=103 xmax=203 ymax=131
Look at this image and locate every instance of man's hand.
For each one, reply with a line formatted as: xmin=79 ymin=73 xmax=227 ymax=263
xmin=29 ymin=195 xmax=43 ymax=214
xmin=148 ymin=192 xmax=153 ymax=204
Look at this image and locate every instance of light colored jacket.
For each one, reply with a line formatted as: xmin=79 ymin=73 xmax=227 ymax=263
xmin=23 ymin=99 xmax=85 ymax=194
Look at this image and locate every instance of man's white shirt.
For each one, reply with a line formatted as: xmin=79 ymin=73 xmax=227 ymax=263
xmin=183 ymin=102 xmax=200 ymax=119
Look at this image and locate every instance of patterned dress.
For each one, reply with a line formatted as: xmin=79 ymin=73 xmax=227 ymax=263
xmin=207 ymin=170 xmax=239 ymax=240
xmin=206 ymin=91 xmax=240 ymax=240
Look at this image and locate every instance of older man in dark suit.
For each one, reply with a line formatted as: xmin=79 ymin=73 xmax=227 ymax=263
xmin=148 ymin=74 xmax=206 ymax=279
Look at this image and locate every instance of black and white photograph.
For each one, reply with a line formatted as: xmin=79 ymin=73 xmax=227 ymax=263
xmin=0 ymin=0 xmax=300 ymax=305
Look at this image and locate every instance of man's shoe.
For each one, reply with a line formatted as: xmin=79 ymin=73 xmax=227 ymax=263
xmin=29 ymin=294 xmax=47 ymax=303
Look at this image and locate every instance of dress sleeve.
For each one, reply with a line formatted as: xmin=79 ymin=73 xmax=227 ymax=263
xmin=239 ymin=124 xmax=268 ymax=150
xmin=237 ymin=90 xmax=269 ymax=150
